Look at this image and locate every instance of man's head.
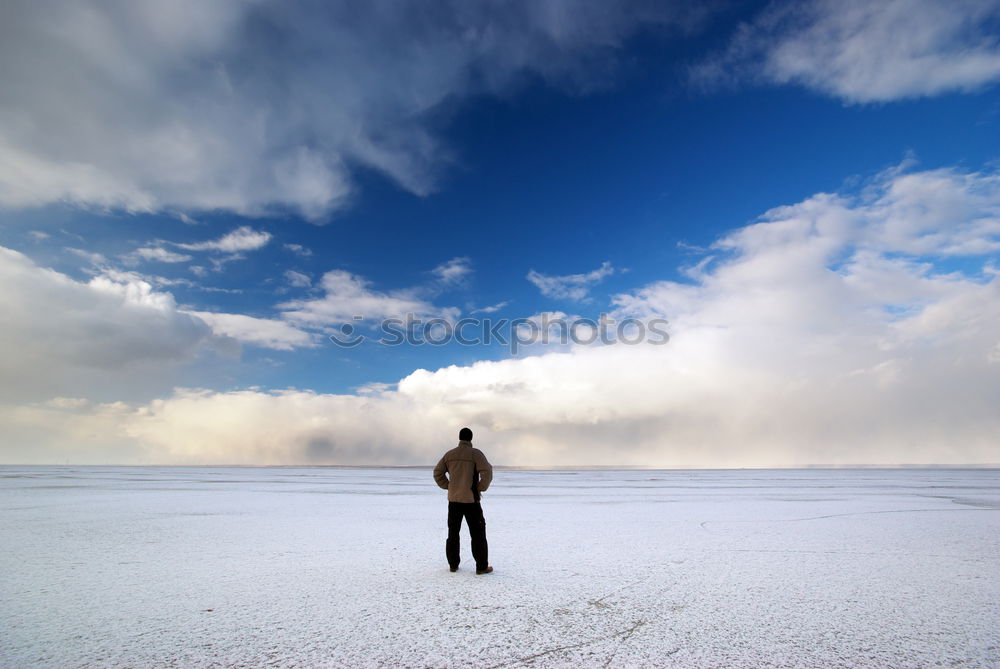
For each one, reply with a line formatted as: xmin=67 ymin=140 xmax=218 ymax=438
xmin=459 ymin=427 xmax=473 ymax=442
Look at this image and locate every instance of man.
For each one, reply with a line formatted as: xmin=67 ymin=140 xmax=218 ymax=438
xmin=433 ymin=427 xmax=494 ymax=574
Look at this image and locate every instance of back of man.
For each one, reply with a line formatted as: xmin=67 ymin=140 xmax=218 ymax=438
xmin=433 ymin=427 xmax=493 ymax=574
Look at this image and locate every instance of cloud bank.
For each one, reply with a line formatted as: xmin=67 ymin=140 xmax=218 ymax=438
xmin=4 ymin=164 xmax=999 ymax=466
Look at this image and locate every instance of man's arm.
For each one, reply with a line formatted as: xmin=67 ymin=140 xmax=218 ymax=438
xmin=433 ymin=456 xmax=449 ymax=490
xmin=474 ymin=450 xmax=493 ymax=493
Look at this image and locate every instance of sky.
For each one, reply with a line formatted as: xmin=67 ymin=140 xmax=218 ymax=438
xmin=1 ymin=0 xmax=999 ymax=467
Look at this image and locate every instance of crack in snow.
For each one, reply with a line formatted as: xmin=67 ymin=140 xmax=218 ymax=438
xmin=488 ymin=620 xmax=648 ymax=668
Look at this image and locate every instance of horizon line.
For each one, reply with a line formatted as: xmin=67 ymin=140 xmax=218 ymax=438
xmin=2 ymin=463 xmax=999 ymax=470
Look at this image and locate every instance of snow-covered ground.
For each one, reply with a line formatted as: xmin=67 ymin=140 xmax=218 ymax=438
xmin=1 ymin=466 xmax=998 ymax=668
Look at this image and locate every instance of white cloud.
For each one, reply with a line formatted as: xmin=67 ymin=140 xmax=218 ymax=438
xmin=279 ymin=269 xmax=460 ymax=327
xmin=284 ymin=244 xmax=313 ymax=257
xmin=66 ymin=247 xmax=107 ymax=266
xmin=43 ymin=397 xmax=90 ymax=410
xmin=131 ymin=247 xmax=192 ymax=263
xmin=527 ymin=261 xmax=614 ymax=301
xmin=284 ymin=270 xmax=312 ymax=288
xmin=0 ymin=0 xmax=707 ymax=220
xmin=0 ymin=247 xmax=322 ymax=406
xmin=356 ymin=382 xmax=396 ymax=395
xmin=858 ymin=168 xmax=1000 ymax=255
xmin=177 ymin=226 xmax=271 ymax=253
xmin=512 ymin=310 xmax=581 ymax=352
xmin=207 ymin=254 xmax=246 ymax=273
xmin=431 ymin=256 xmax=472 ymax=286
xmin=472 ymin=300 xmax=511 ymax=314
xmin=101 ymin=267 xmax=242 ymax=294
xmin=0 ymin=247 xmax=216 ymax=402
xmin=693 ymin=0 xmax=1000 ymax=103
xmin=185 ymin=311 xmax=316 ymax=351
xmin=0 ymin=138 xmax=158 ymax=212
xmin=28 ymin=230 xmax=50 ymax=241
xmin=707 ymin=164 xmax=1000 ymax=262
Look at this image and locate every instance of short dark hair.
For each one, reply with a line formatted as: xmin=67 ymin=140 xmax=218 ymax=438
xmin=459 ymin=427 xmax=473 ymax=441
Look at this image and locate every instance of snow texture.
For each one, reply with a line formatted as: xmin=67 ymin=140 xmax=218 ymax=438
xmin=1 ymin=466 xmax=998 ymax=668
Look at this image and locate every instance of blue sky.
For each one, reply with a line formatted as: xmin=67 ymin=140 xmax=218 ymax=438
xmin=1 ymin=0 xmax=999 ymax=465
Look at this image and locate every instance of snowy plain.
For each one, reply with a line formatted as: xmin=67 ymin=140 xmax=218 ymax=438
xmin=1 ymin=466 xmax=998 ymax=668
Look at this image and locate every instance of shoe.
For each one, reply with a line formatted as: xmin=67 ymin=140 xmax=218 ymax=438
xmin=475 ymin=566 xmax=493 ymax=575
xmin=449 ymin=566 xmax=458 ymax=572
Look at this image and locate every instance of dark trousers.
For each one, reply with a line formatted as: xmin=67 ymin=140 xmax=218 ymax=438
xmin=446 ymin=502 xmax=488 ymax=570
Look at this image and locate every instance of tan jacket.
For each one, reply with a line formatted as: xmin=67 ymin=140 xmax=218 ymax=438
xmin=433 ymin=440 xmax=493 ymax=503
